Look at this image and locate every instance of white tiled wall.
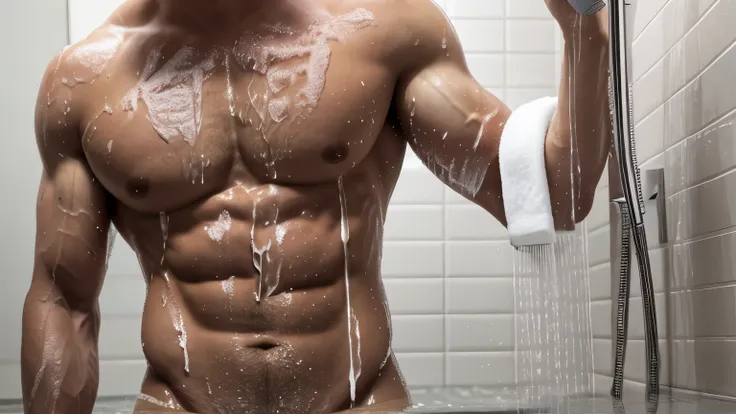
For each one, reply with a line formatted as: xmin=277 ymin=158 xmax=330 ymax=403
xmin=606 ymin=0 xmax=736 ymax=399
xmin=387 ymin=0 xmax=563 ymax=388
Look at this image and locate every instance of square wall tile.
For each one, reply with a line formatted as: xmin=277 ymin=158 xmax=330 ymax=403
xmin=445 ymin=204 xmax=508 ymax=240
xmin=505 ymin=0 xmax=551 ymax=18
xmin=446 ymin=314 xmax=514 ymax=352
xmin=382 ymin=241 xmax=444 ymax=278
xmin=446 ymin=352 xmax=516 ymax=386
xmin=453 ymin=19 xmax=505 ymax=52
xmin=506 ymin=54 xmax=556 ymax=87
xmin=506 ymin=20 xmax=556 ymax=52
xmin=445 ymin=241 xmax=513 ymax=277
xmin=466 ymin=54 xmax=506 ymax=87
xmin=395 ymin=353 xmax=445 ymax=387
xmin=391 ymin=168 xmax=445 ymax=205
xmin=445 ymin=0 xmax=504 ymax=18
xmin=384 ymin=279 xmax=444 ymax=315
xmin=384 ymin=206 xmax=443 ymax=241
xmin=446 ymin=278 xmax=514 ymax=314
xmin=392 ymin=315 xmax=444 ymax=352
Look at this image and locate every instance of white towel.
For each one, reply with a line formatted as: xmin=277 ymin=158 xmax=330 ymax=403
xmin=499 ymin=96 xmax=559 ymax=247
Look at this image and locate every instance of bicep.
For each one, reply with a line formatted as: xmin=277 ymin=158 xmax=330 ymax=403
xmin=395 ymin=50 xmax=511 ymax=217
xmin=33 ymin=157 xmax=111 ymax=310
xmin=31 ymin=57 xmax=111 ymax=310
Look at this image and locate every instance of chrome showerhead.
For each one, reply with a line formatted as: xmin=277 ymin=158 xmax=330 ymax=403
xmin=568 ymin=0 xmax=606 ymax=16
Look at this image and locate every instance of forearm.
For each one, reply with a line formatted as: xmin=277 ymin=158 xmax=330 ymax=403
xmin=22 ymin=283 xmax=101 ymax=414
xmin=547 ymin=12 xmax=611 ymax=227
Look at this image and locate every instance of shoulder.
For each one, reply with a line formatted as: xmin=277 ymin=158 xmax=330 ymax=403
xmin=35 ymin=23 xmax=126 ymax=155
xmin=358 ymin=0 xmax=461 ymax=73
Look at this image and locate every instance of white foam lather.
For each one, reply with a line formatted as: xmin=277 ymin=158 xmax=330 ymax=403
xmin=499 ymin=97 xmax=560 ymax=247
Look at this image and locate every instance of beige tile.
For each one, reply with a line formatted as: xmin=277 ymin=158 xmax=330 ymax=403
xmin=697 ymin=0 xmax=736 ymax=71
xmin=700 ymin=42 xmax=736 ymax=130
xmin=669 ymin=339 xmax=696 ymax=389
xmin=633 ymin=0 xmax=668 ymax=41
xmin=591 ymin=299 xmax=612 ymax=339
xmin=682 ymin=230 xmax=736 ymax=289
xmin=588 ymin=226 xmax=610 ymax=267
xmin=668 ymin=290 xmax=695 ymax=340
xmin=622 ymin=339 xmax=669 ymax=386
xmin=693 ymin=340 xmax=736 ymax=397
xmin=635 ymin=106 xmax=665 ymax=164
xmin=691 ymin=286 xmax=736 ymax=338
xmin=634 ymin=60 xmax=664 ymax=123
xmin=586 ymin=187 xmax=610 ymax=232
xmin=673 ymin=170 xmax=736 ymax=240
xmin=665 ymin=110 xmax=736 ymax=197
xmin=590 ymin=263 xmax=611 ymax=301
xmin=632 ymin=7 xmax=666 ymax=82
xmin=661 ymin=0 xmax=700 ymax=52
xmin=593 ymin=338 xmax=612 ymax=376
xmin=662 ymin=33 xmax=698 ymax=100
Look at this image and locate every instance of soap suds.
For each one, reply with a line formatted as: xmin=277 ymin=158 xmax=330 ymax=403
xmin=222 ymin=276 xmax=236 ymax=296
xmin=234 ymin=8 xmax=374 ymax=114
xmin=275 ymin=222 xmax=288 ymax=245
xmin=63 ymin=27 xmax=124 ymax=87
xmin=426 ymin=152 xmax=489 ymax=198
xmin=122 ymin=47 xmax=215 ymax=145
xmin=206 ymin=210 xmax=232 ymax=242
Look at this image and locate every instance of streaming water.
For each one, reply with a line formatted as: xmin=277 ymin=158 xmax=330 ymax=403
xmin=337 ymin=176 xmax=360 ymax=405
xmin=163 ymin=272 xmax=190 ymax=375
xmin=514 ymin=229 xmax=593 ymax=405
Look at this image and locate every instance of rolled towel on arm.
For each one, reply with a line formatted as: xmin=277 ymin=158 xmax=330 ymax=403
xmin=499 ymin=97 xmax=560 ymax=248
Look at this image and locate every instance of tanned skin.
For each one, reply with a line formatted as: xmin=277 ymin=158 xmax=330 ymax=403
xmin=21 ymin=0 xmax=610 ymax=413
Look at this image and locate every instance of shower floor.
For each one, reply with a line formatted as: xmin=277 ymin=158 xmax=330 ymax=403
xmin=2 ymin=387 xmax=735 ymax=413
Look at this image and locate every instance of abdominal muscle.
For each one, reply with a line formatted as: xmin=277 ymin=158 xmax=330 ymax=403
xmin=124 ymin=180 xmax=403 ymax=414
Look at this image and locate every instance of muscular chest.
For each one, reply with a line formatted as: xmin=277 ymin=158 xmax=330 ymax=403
xmin=80 ymin=17 xmax=396 ymax=213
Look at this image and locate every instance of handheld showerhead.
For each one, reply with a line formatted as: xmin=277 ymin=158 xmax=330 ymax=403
xmin=568 ymin=0 xmax=606 ymax=16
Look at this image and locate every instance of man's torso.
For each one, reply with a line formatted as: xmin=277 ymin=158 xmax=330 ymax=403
xmin=47 ymin=0 xmax=425 ymax=412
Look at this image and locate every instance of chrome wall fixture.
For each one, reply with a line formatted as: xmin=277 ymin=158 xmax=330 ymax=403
xmin=608 ymin=0 xmax=661 ymax=404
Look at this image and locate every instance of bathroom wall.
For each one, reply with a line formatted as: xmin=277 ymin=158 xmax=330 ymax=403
xmin=605 ymin=0 xmax=736 ymax=399
xmin=0 ymin=0 xmax=567 ymax=400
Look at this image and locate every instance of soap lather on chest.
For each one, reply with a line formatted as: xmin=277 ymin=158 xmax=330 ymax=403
xmin=100 ymin=7 xmax=380 ymax=186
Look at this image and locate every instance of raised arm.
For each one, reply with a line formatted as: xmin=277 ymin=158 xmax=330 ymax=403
xmin=394 ymin=0 xmax=610 ymax=229
xmin=21 ymin=52 xmax=112 ymax=414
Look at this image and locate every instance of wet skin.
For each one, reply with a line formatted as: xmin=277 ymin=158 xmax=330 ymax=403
xmin=21 ymin=0 xmax=611 ymax=413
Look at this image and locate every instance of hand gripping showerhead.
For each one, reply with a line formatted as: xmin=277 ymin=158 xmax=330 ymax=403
xmin=608 ymin=0 xmax=660 ymax=403
xmin=568 ymin=0 xmax=607 ymax=16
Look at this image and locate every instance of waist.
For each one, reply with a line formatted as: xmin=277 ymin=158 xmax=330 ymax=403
xmin=139 ymin=279 xmax=393 ymax=413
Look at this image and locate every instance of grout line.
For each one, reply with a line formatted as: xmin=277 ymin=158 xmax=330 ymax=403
xmin=632 ymin=0 xmax=718 ymax=84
